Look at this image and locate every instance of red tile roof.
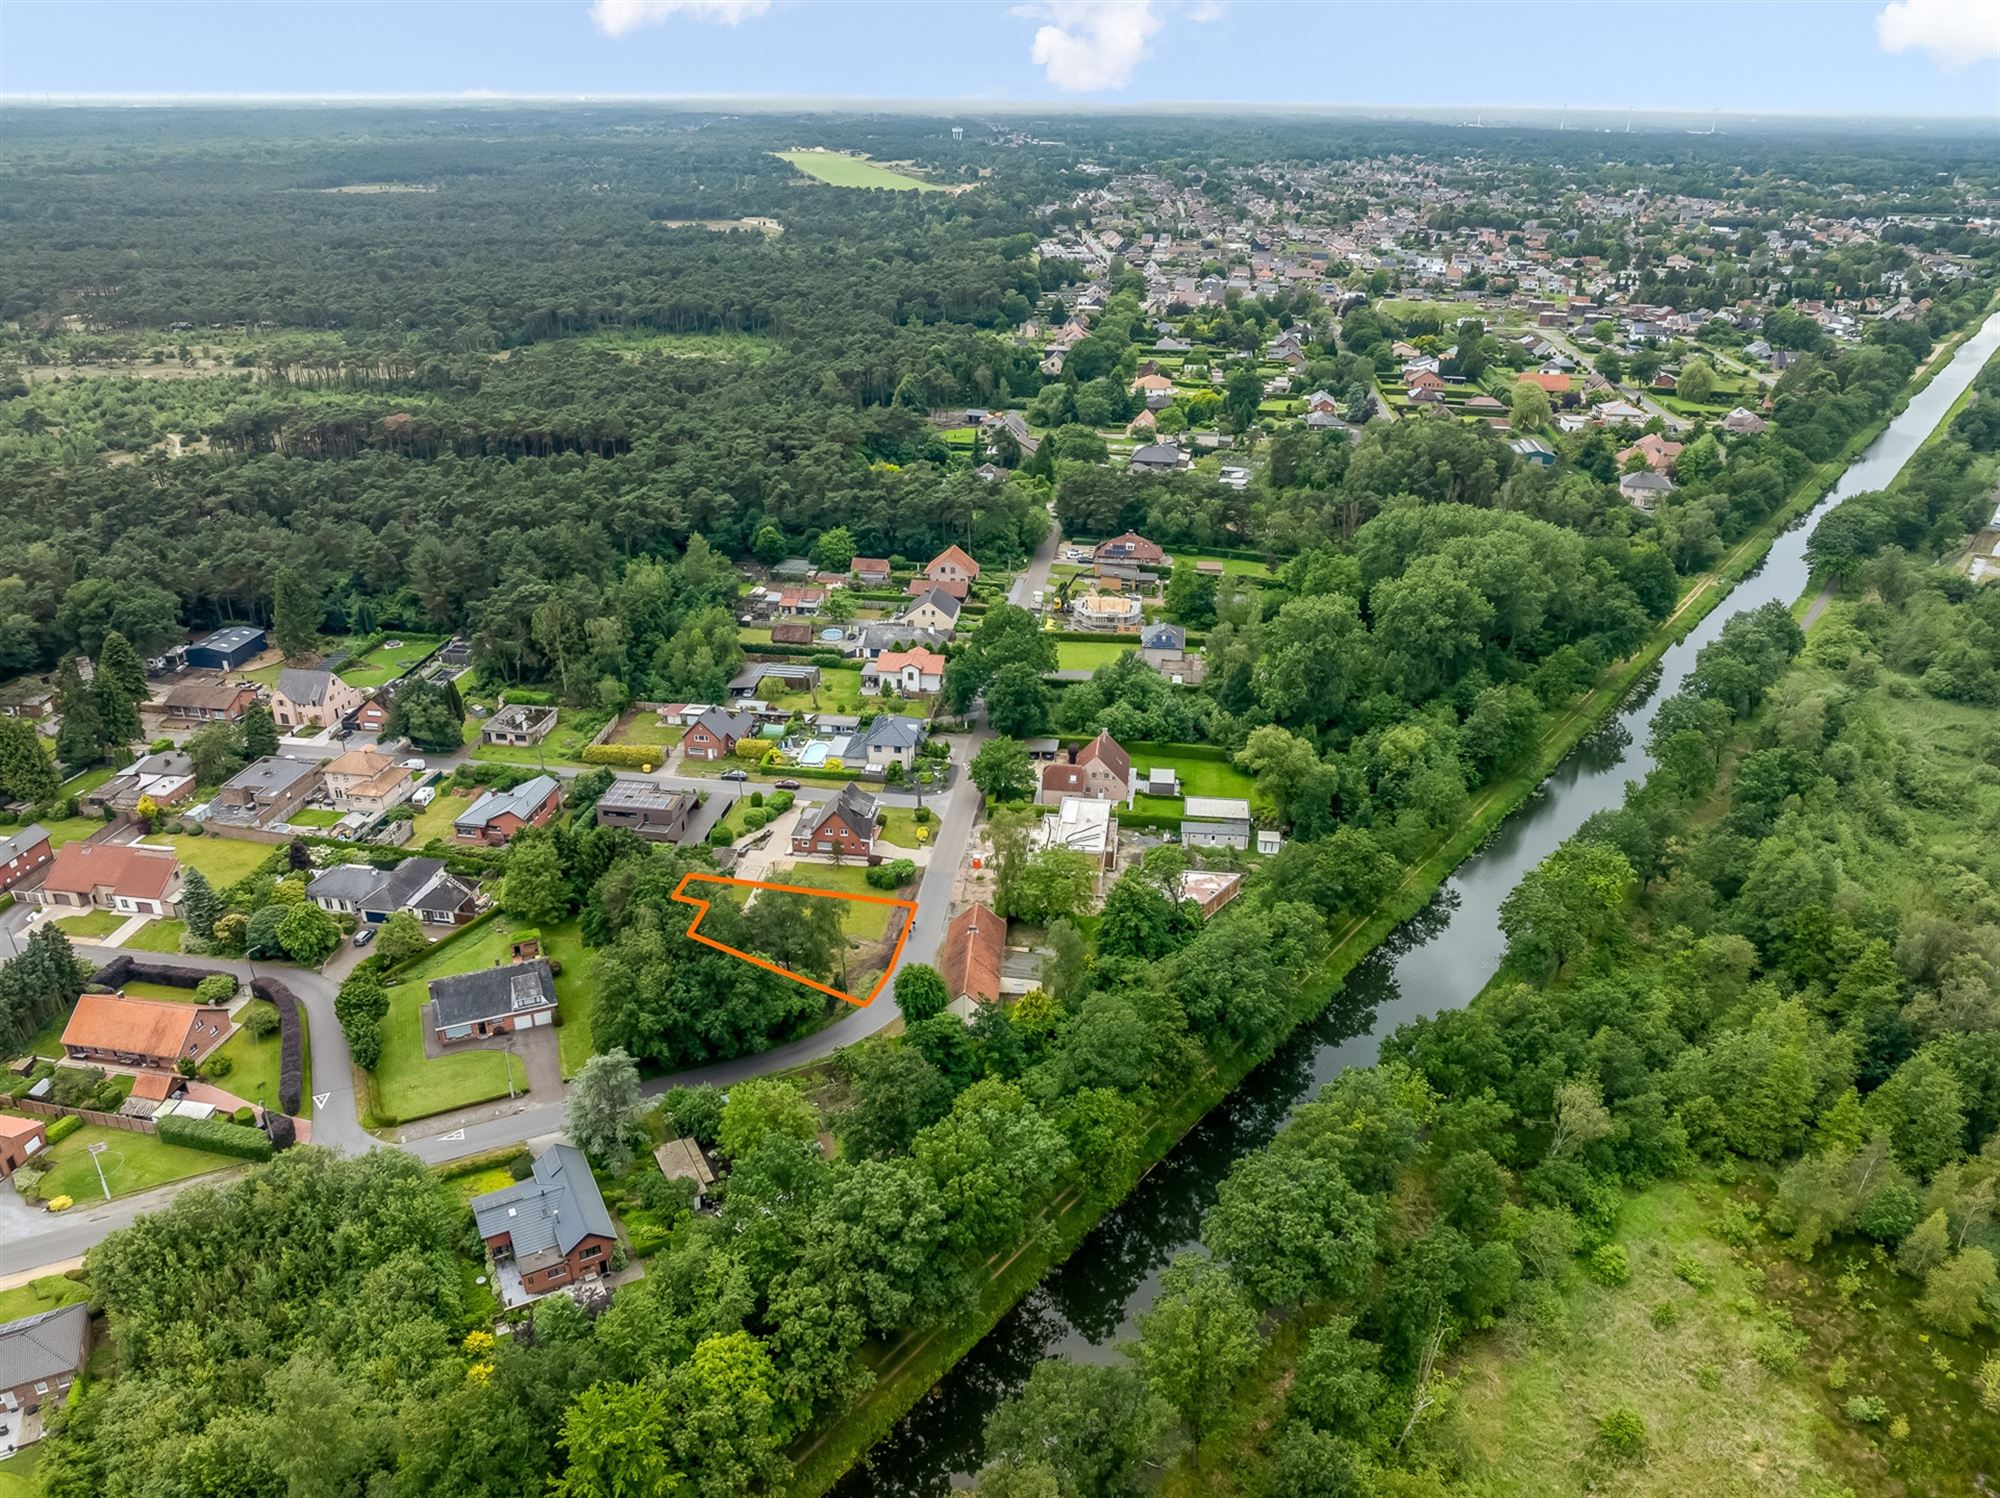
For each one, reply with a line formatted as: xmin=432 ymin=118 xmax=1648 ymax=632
xmin=927 ymin=544 xmax=981 ymax=578
xmin=41 ymin=842 xmax=177 ymax=902
xmin=939 ymin=903 xmax=1005 ymax=1004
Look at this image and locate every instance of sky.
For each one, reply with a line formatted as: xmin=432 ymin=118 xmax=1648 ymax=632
xmin=1 ymin=0 xmax=1997 ymax=116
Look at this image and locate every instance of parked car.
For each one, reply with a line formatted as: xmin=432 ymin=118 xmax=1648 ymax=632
xmin=773 ymin=778 xmax=802 ymax=790
xmin=720 ymin=769 xmax=749 ymax=782
xmin=411 ymin=786 xmax=436 ymax=807
xmin=353 ymin=926 xmax=377 ymax=948
xmin=402 ymin=758 xmax=426 ymax=771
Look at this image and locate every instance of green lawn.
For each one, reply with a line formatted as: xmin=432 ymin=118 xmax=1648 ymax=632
xmin=1056 ymin=639 xmax=1137 ymax=672
xmin=212 ymin=1012 xmax=311 ymax=1117
xmin=53 ymin=909 xmax=123 ymax=940
xmin=608 ymin=714 xmax=684 ymax=749
xmin=36 ymin=1124 xmax=235 ymax=1202
xmin=157 ymin=833 xmax=276 ymax=890
xmin=771 ymin=861 xmax=908 ymax=942
xmin=448 ymin=1165 xmax=516 ymax=1203
xmin=17 ymin=1004 xmax=68 ymax=1058
xmin=471 ymin=708 xmax=612 ymax=766
xmin=58 ymin=763 xmax=118 ymax=799
xmin=0 ymin=1446 xmax=42 ymax=1498
xmin=122 ymin=918 xmax=187 ymax=954
xmin=0 ymin=1272 xmax=90 ymax=1325
xmin=337 ymin=633 xmax=446 ymax=689
xmin=285 ymin=808 xmax=345 ymax=828
xmin=1121 ymin=743 xmax=1257 ymax=800
xmin=875 ymin=807 xmax=936 ymax=850
xmin=774 ymin=149 xmax=946 ymax=191
xmin=405 ymin=792 xmax=469 ymax=847
xmin=119 ymin=979 xmax=200 ymax=1001
xmin=1172 ymin=550 xmax=1279 ymax=579
xmin=39 ymin=816 xmax=106 ymax=849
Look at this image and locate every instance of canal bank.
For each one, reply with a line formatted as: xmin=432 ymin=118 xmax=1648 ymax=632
xmin=809 ymin=306 xmax=2000 ymax=1496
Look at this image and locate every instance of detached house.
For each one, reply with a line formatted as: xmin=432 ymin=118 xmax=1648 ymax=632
xmin=207 ymin=756 xmax=322 ymax=828
xmin=62 ymin=991 xmax=227 ymax=1070
xmin=791 ymin=783 xmax=878 ymax=859
xmin=593 ymin=779 xmax=696 ymax=842
xmin=270 ymin=668 xmax=363 ymax=731
xmin=1617 ymin=433 xmax=1683 ymax=474
xmin=898 ymin=588 xmax=962 ymax=636
xmin=939 ymin=903 xmax=1005 ymax=1013
xmin=34 ymin=842 xmax=180 ymax=918
xmin=321 ymin=747 xmax=415 ymax=817
xmin=159 ymin=679 xmax=257 ymax=725
xmin=472 ymin=1144 xmax=618 ymax=1304
xmin=850 ymin=558 xmax=892 ymax=587
xmin=0 ymin=825 xmax=52 ymax=897
xmin=862 ymin=648 xmax=945 ymax=697
xmin=0 ymin=1303 xmax=90 ymax=1440
xmin=1094 ymin=532 xmax=1167 ymax=567
xmin=1037 ymin=730 xmax=1132 ymax=806
xmin=309 ymin=856 xmax=478 ymax=926
xmin=454 ymin=774 xmax=560 ymax=845
xmin=850 ymin=714 xmax=924 ymax=773
xmin=924 ymin=545 xmax=981 ymax=598
xmin=683 ymin=707 xmax=757 ymax=762
xmin=430 ymin=956 xmax=557 ymax=1042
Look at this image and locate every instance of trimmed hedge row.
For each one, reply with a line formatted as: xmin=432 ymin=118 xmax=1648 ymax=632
xmin=156 ymin=1111 xmax=274 ymax=1161
xmin=579 ymin=743 xmax=669 ymax=768
xmin=45 ymin=1114 xmax=81 ymax=1145
xmin=87 ymin=957 xmax=216 ymax=993
xmin=249 ymin=977 xmax=305 ymax=1116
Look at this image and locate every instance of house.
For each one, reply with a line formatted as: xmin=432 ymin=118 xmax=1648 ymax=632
xmin=790 ymin=782 xmax=878 ymax=858
xmin=1130 ymin=372 xmax=1175 ymax=395
xmin=270 ymin=668 xmax=363 ymax=731
xmin=0 ymin=1115 xmax=47 ymax=1178
xmin=774 ymin=585 xmax=826 ymax=617
xmin=593 ymin=779 xmax=697 ymax=842
xmin=0 ymin=678 xmax=57 ymax=721
xmin=1032 ymin=795 xmax=1118 ymax=874
xmin=850 ymin=714 xmax=924 ymax=773
xmin=1094 ymin=532 xmax=1167 ymax=566
xmin=1519 ymin=370 xmax=1571 ymax=396
xmin=653 ymin=1136 xmax=716 ymax=1201
xmin=309 ymin=856 xmax=479 ymax=925
xmin=925 ymin=545 xmax=981 ymax=592
xmin=62 ymin=992 xmax=228 ymax=1070
xmin=1617 ymin=433 xmax=1683 ymax=474
xmin=472 ymin=1144 xmax=618 ymax=1303
xmin=1619 ymin=470 xmax=1675 ymax=512
xmin=1128 ymin=442 xmax=1184 ymax=474
xmin=321 ymin=748 xmax=415 ymax=817
xmin=1181 ymin=795 xmax=1254 ymax=851
xmin=939 ymin=902 xmax=1005 ymax=1013
xmin=850 ymin=558 xmax=892 ymax=587
xmin=850 ymin=622 xmax=951 ymax=662
xmin=1176 ymin=869 xmax=1244 ymax=917
xmin=1722 ymin=407 xmax=1768 ymax=435
xmin=430 ymin=956 xmax=557 ymax=1042
xmin=181 ymin=625 xmax=266 ymax=671
xmin=898 ymin=588 xmax=962 ymax=636
xmin=454 ymin=774 xmax=560 ymax=846
xmin=353 ymin=697 xmax=391 ymax=733
xmin=0 ymin=1303 xmax=90 ymax=1438
xmin=158 ymin=679 xmax=257 ymax=725
xmin=34 ymin=842 xmax=180 ymax=918
xmin=862 ymin=648 xmax=945 ymax=697
xmin=0 ymin=825 xmax=51 ymax=897
xmin=1038 ymin=730 xmax=1132 ymax=806
xmin=684 ymin=707 xmax=757 ymax=761
xmin=1136 ymin=623 xmax=1205 ymax=684
xmin=479 ymin=703 xmax=558 ymax=748
xmin=1509 ymin=437 xmax=1556 ymax=467
xmin=1407 ymin=369 xmax=1446 ymax=394
xmin=207 ymin=756 xmax=321 ymax=828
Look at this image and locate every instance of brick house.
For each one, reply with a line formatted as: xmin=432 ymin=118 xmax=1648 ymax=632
xmin=1092 ymin=532 xmax=1167 ymax=567
xmin=472 ymin=1144 xmax=618 ymax=1303
xmin=322 ymin=747 xmax=416 ymax=816
xmin=270 ymin=668 xmax=363 ymax=731
xmin=158 ymin=679 xmax=257 ymax=725
xmin=0 ymin=1115 xmax=47 ymax=1178
xmin=939 ymin=903 xmax=1004 ymax=1010
xmin=0 ymin=1303 xmax=89 ymax=1436
xmin=1037 ymin=731 xmax=1133 ymax=806
xmin=0 ymin=825 xmax=51 ymax=897
xmin=862 ymin=647 xmax=945 ymax=696
xmin=428 ymin=957 xmax=557 ymax=1042
xmin=683 ymin=707 xmax=756 ymax=762
xmin=453 ymin=774 xmax=560 ymax=845
xmin=925 ymin=544 xmax=981 ymax=592
xmin=62 ymin=992 xmax=229 ymax=1070
xmin=790 ymin=783 xmax=878 ymax=859
xmin=207 ymin=756 xmax=321 ymax=829
xmin=33 ymin=842 xmax=181 ymax=918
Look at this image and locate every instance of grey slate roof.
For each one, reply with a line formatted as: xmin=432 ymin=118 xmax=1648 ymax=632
xmin=456 ymin=774 xmax=559 ymax=830
xmin=0 ymin=1302 xmax=89 ymax=1392
xmin=852 ymin=715 xmax=924 ymax=755
xmin=692 ymin=707 xmax=758 ymax=743
xmin=277 ymin=667 xmax=333 ymax=706
xmin=429 ymin=958 xmax=557 ymax=1029
xmin=307 ymin=863 xmax=384 ymax=905
xmin=1139 ymin=622 xmax=1187 ymax=651
xmin=369 ymin=856 xmax=476 ymax=915
xmin=796 ymin=782 xmax=878 ymax=843
xmin=471 ymin=1143 xmax=616 ymax=1258
xmin=0 ymin=824 xmax=50 ymax=862
xmin=901 ymin=587 xmax=961 ymax=622
xmin=223 ymin=756 xmax=321 ymax=798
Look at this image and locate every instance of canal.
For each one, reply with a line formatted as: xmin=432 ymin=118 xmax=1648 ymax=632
xmin=837 ymin=308 xmax=2000 ymax=1495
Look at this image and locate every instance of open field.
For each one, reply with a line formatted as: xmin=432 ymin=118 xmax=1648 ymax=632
xmin=568 ymin=328 xmax=778 ymax=363
xmin=36 ymin=1124 xmax=236 ymax=1202
xmin=213 ymin=1008 xmax=312 ymax=1116
xmin=1054 ymin=639 xmax=1135 ymax=672
xmin=337 ymin=633 xmax=446 ymax=688
xmin=775 ymin=150 xmax=946 ymax=191
xmin=122 ymin=918 xmax=187 ymax=954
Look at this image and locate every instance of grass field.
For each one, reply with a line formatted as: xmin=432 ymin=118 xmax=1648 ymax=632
xmin=337 ymin=633 xmax=446 ymax=689
xmin=775 ymin=149 xmax=944 ymax=191
xmin=607 ymin=713 xmax=684 ymax=749
xmin=1055 ymin=639 xmax=1136 ymax=672
xmin=285 ymin=808 xmax=345 ymax=828
xmin=53 ymin=909 xmax=123 ymax=940
xmin=212 ymin=1008 xmax=311 ymax=1116
xmin=157 ymin=833 xmax=276 ymax=890
xmin=119 ymin=980 xmax=200 ymax=1001
xmin=405 ymin=792 xmax=470 ymax=846
xmin=37 ymin=1124 xmax=235 ymax=1202
xmin=37 ymin=816 xmax=105 ymax=849
xmin=0 ymin=1272 xmax=89 ymax=1326
xmin=1117 ymin=743 xmax=1257 ymax=800
xmin=767 ymin=861 xmax=909 ymax=942
xmin=122 ymin=918 xmax=187 ymax=954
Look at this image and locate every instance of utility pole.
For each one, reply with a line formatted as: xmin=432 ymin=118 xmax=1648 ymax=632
xmin=88 ymin=1141 xmax=111 ymax=1202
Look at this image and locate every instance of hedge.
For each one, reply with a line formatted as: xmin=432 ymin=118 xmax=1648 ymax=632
xmin=250 ymin=977 xmax=306 ymax=1116
xmin=580 ymin=743 xmax=668 ymax=769
xmin=155 ymin=1112 xmax=274 ymax=1161
xmin=45 ymin=1115 xmax=81 ymax=1145
xmin=88 ymin=957 xmax=217 ymax=994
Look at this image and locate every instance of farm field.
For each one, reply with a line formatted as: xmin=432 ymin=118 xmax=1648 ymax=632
xmin=774 ymin=149 xmax=943 ymax=191
xmin=35 ymin=1124 xmax=236 ymax=1202
xmin=335 ymin=634 xmax=446 ymax=688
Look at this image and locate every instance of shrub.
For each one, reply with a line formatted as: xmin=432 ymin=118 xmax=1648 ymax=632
xmin=45 ymin=1115 xmax=81 ymax=1145
xmin=750 ymin=791 xmax=764 ymax=807
xmin=706 ymin=825 xmax=736 ymax=847
xmin=45 ymin=1195 xmax=73 ymax=1213
xmin=194 ymin=973 xmax=238 ymax=1006
xmin=742 ymin=808 xmax=771 ymax=831
xmin=1845 ymin=1395 xmax=1888 ymax=1424
xmin=1595 ymin=1407 xmax=1648 ymax=1462
xmin=205 ymin=1055 xmax=234 ymax=1080
xmin=767 ymin=791 xmax=795 ymax=814
xmin=1672 ymin=1254 xmax=1713 ymax=1291
xmin=1588 ymin=1243 xmax=1630 ymax=1286
xmin=154 ymin=1112 xmax=274 ymax=1161
xmin=866 ymin=858 xmax=918 ymax=890
xmin=244 ymin=1001 xmax=281 ymax=1039
xmin=1649 ymin=1300 xmax=1679 ymax=1330
xmin=12 ymin=1165 xmax=45 ymax=1199
xmin=579 ymin=743 xmax=663 ymax=769
xmin=253 ymin=979 xmax=306 ymax=1114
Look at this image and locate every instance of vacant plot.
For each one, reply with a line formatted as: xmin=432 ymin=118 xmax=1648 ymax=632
xmin=54 ymin=909 xmax=123 ymax=940
xmin=123 ymin=918 xmax=187 ymax=954
xmin=36 ymin=1124 xmax=235 ymax=1202
xmin=608 ymin=712 xmax=684 ymax=749
xmin=775 ymin=150 xmax=945 ymax=191
xmin=1055 ymin=639 xmax=1136 ymax=672
xmin=768 ymin=861 xmax=910 ymax=942
xmin=159 ymin=833 xmax=276 ymax=890
xmin=338 ymin=633 xmax=446 ymax=688
xmin=875 ymin=807 xmax=936 ymax=850
xmin=213 ymin=1012 xmax=311 ymax=1116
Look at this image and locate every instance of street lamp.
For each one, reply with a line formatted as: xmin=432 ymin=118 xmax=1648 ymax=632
xmin=87 ymin=1140 xmax=111 ymax=1202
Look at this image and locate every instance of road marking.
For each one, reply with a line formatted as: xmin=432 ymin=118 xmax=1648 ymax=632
xmin=438 ymin=1128 xmax=466 ymax=1141
xmin=312 ymin=1092 xmax=331 ymax=1109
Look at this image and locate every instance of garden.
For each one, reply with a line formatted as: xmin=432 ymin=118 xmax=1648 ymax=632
xmin=336 ymin=633 xmax=447 ymax=689
xmin=31 ymin=1122 xmax=237 ymax=1202
xmin=212 ymin=1000 xmax=311 ymax=1116
xmin=470 ymin=707 xmax=613 ymax=766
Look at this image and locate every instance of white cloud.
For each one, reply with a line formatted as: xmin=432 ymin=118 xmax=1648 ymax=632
xmin=1189 ymin=0 xmax=1226 ymax=19
xmin=1875 ymin=0 xmax=2000 ymax=70
xmin=1025 ymin=0 xmax=1163 ymax=91
xmin=590 ymin=0 xmax=771 ymax=38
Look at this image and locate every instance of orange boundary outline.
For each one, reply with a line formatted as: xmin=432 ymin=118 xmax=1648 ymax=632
xmin=670 ymin=870 xmax=918 ymax=1008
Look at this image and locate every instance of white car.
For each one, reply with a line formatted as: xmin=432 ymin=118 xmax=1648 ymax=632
xmin=402 ymin=758 xmax=426 ymax=771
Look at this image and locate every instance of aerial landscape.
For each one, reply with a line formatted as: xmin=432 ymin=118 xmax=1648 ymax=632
xmin=1 ymin=1 xmax=1999 ymax=1495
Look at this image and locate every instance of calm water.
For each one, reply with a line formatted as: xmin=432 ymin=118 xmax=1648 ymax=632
xmin=837 ymin=310 xmax=2000 ymax=1494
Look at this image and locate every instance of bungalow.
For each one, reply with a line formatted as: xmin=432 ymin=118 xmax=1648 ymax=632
xmin=774 ymin=585 xmax=826 ymax=617
xmin=0 ymin=825 xmax=52 ymax=897
xmin=898 ymin=588 xmax=962 ymax=636
xmin=1519 ymin=370 xmax=1571 ymax=396
xmin=1130 ymin=372 xmax=1175 ymax=395
xmin=479 ymin=703 xmax=558 ymax=748
xmin=181 ymin=624 xmax=266 ymax=672
xmin=1094 ymin=532 xmax=1167 ymax=567
xmin=158 ymin=679 xmax=257 ymax=725
xmin=472 ymin=1144 xmax=618 ymax=1303
xmin=309 ymin=856 xmax=478 ymax=925
xmin=939 ymin=902 xmax=1005 ymax=1013
xmin=321 ymin=747 xmax=415 ymax=817
xmin=1181 ymin=795 xmax=1254 ymax=851
xmin=1128 ymin=442 xmax=1184 ymax=475
xmin=0 ymin=1303 xmax=90 ymax=1438
xmin=769 ymin=621 xmax=815 ymax=647
xmin=1620 ymin=470 xmax=1675 ymax=512
xmin=684 ymin=707 xmax=757 ymax=761
xmin=850 ymin=714 xmax=925 ymax=772
xmin=62 ymin=991 xmax=228 ymax=1070
xmin=270 ymin=668 xmax=363 ymax=731
xmin=850 ymin=558 xmax=893 ymax=587
xmin=430 ymin=956 xmax=557 ymax=1042
xmin=207 ymin=756 xmax=321 ymax=828
xmin=1407 ymin=369 xmax=1446 ymax=394
xmin=862 ymin=647 xmax=945 ymax=697
xmin=81 ymin=752 xmax=198 ymax=817
xmin=1038 ymin=730 xmax=1132 ymax=806
xmin=593 ymin=779 xmax=697 ymax=842
xmin=455 ymin=774 xmax=560 ymax=845
xmin=925 ymin=545 xmax=981 ymax=592
xmin=791 ymin=782 xmax=879 ymax=859
xmin=34 ymin=841 xmax=180 ymax=918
